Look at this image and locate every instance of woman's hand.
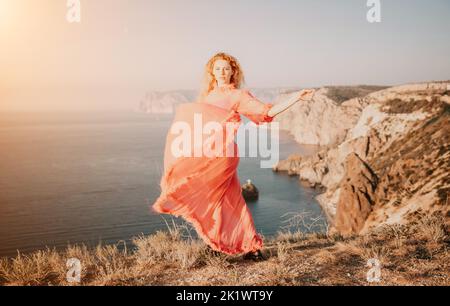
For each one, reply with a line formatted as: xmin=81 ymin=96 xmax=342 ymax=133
xmin=297 ymin=89 xmax=316 ymax=101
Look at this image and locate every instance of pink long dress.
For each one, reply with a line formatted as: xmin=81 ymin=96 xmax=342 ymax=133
xmin=151 ymin=83 xmax=274 ymax=255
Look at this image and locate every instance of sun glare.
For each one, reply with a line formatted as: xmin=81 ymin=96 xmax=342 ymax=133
xmin=0 ymin=0 xmax=11 ymax=28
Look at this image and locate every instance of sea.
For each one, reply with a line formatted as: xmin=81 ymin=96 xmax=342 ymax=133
xmin=0 ymin=111 xmax=325 ymax=258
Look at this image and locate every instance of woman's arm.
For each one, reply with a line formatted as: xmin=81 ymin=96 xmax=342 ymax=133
xmin=267 ymin=89 xmax=315 ymax=117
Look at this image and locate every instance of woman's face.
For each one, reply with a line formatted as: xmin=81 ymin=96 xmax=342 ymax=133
xmin=212 ymin=59 xmax=233 ymax=86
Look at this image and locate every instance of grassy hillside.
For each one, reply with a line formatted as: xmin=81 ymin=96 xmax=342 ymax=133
xmin=0 ymin=214 xmax=448 ymax=286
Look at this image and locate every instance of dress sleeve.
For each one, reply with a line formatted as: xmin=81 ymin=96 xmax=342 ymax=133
xmin=232 ymin=90 xmax=274 ymax=125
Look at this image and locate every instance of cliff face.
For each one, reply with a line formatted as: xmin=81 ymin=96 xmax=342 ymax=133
xmin=138 ymin=90 xmax=197 ymax=114
xmin=274 ymin=82 xmax=450 ymax=235
xmin=275 ymin=85 xmax=388 ymax=146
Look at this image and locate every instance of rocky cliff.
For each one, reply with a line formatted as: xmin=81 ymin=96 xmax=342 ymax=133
xmin=273 ymin=82 xmax=450 ymax=235
xmin=138 ymin=90 xmax=196 ymax=114
xmin=275 ymin=85 xmax=388 ymax=146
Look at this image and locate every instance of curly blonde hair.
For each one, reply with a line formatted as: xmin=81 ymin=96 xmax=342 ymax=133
xmin=197 ymin=52 xmax=246 ymax=101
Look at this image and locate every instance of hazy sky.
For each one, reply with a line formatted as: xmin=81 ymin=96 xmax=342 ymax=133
xmin=1 ymin=0 xmax=449 ymax=111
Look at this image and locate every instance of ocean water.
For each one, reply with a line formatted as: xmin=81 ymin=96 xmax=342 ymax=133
xmin=0 ymin=111 xmax=324 ymax=257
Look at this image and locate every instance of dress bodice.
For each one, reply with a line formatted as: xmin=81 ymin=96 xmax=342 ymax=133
xmin=198 ymin=83 xmax=274 ymax=125
xmin=201 ymin=83 xmax=240 ymax=111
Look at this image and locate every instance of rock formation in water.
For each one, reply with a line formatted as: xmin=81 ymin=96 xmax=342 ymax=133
xmin=242 ymin=179 xmax=259 ymax=202
xmin=273 ymin=82 xmax=450 ymax=235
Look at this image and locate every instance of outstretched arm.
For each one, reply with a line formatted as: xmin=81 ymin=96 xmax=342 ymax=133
xmin=267 ymin=89 xmax=315 ymax=118
xmin=234 ymin=88 xmax=315 ymax=125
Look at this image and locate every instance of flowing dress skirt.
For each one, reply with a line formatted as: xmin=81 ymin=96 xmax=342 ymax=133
xmin=152 ymin=102 xmax=263 ymax=255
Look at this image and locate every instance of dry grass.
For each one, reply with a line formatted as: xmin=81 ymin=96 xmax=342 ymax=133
xmin=0 ymin=214 xmax=448 ymax=286
xmin=325 ymin=85 xmax=389 ymax=104
xmin=415 ymin=213 xmax=447 ymax=243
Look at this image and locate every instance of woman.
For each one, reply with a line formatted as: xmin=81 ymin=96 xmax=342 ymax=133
xmin=152 ymin=52 xmax=315 ymax=260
